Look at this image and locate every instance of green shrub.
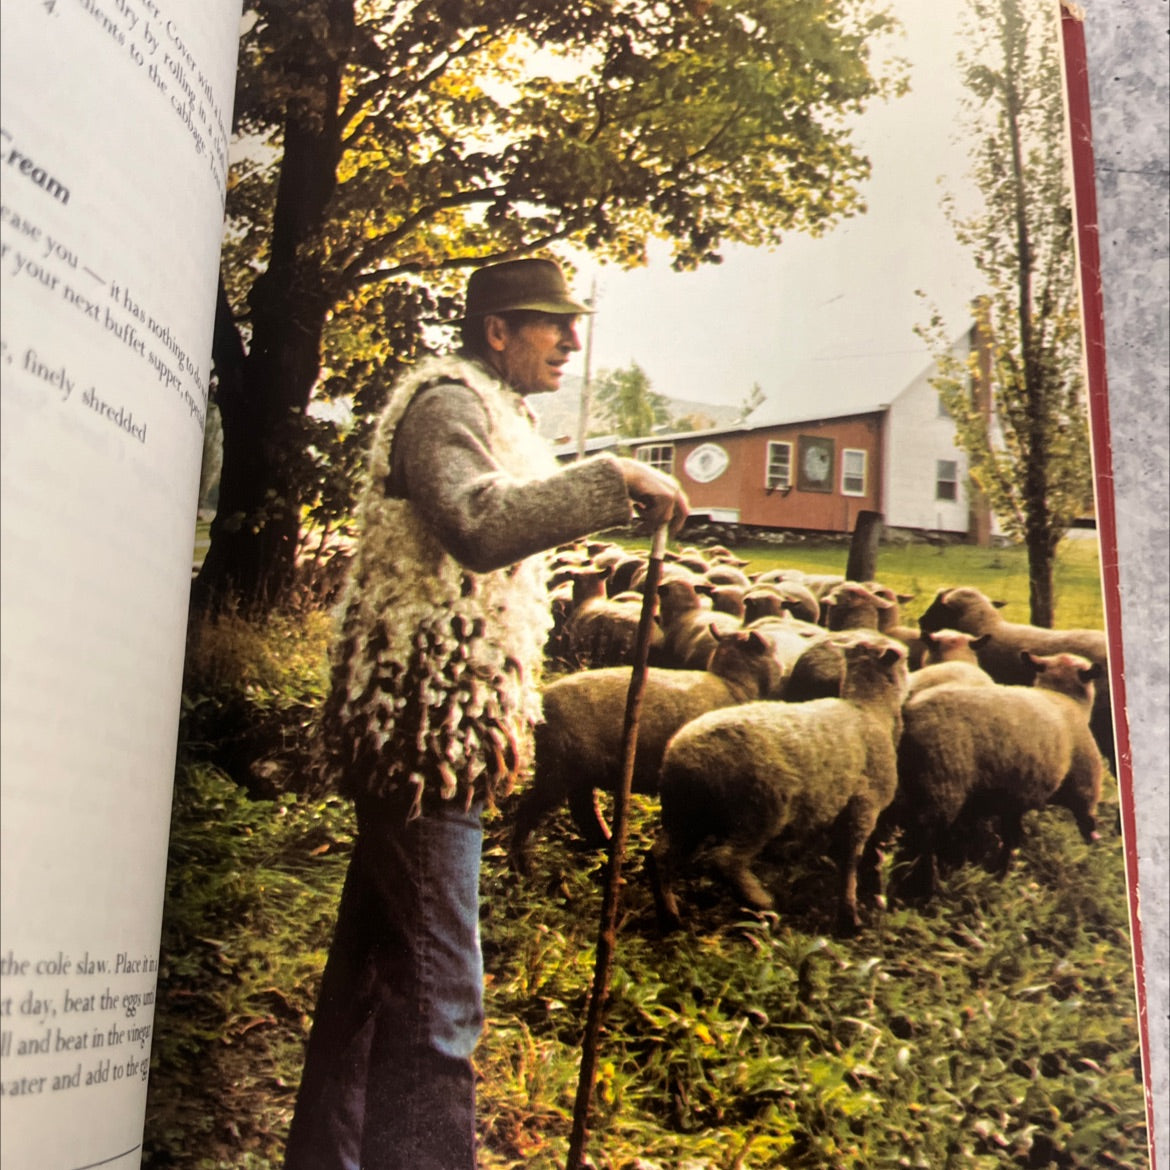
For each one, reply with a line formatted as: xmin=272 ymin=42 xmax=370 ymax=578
xmin=144 ymin=539 xmax=1145 ymax=1169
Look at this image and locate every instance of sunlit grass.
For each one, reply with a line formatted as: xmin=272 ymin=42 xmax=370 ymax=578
xmin=143 ymin=535 xmax=1143 ymax=1170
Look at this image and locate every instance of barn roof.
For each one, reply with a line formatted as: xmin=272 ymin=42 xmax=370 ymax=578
xmin=623 ymin=347 xmax=943 ymax=447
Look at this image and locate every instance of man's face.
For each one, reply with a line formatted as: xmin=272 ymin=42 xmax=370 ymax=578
xmin=485 ymin=312 xmax=582 ymax=396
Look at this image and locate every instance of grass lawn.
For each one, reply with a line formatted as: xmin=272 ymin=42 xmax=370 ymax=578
xmin=146 ymin=530 xmax=1137 ymax=1169
xmin=613 ymin=532 xmax=1107 ymax=630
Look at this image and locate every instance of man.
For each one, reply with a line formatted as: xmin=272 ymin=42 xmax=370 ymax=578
xmin=284 ymin=257 xmax=688 ymax=1170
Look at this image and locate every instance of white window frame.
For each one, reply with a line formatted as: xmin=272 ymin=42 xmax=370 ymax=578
xmin=637 ymin=443 xmax=675 ymax=475
xmin=841 ymin=448 xmax=867 ymax=496
xmin=765 ymin=440 xmax=792 ymax=490
xmin=936 ymin=459 xmax=959 ymax=501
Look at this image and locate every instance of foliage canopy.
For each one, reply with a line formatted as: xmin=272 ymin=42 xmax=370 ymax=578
xmin=198 ymin=0 xmax=906 ymax=607
xmin=918 ymin=0 xmax=1091 ymax=626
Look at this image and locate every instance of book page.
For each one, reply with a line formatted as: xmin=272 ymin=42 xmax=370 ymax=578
xmin=0 ymin=1 xmax=241 ymax=1166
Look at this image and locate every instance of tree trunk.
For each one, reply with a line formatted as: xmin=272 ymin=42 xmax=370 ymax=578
xmin=192 ymin=0 xmax=353 ymax=612
xmin=1002 ymin=22 xmax=1055 ymax=629
xmin=1025 ymin=530 xmax=1055 ymax=629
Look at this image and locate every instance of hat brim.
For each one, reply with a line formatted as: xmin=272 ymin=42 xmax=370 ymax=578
xmin=464 ymin=297 xmax=594 ymax=318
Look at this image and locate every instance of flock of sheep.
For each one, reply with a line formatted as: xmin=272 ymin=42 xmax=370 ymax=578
xmin=507 ymin=538 xmax=1112 ymax=935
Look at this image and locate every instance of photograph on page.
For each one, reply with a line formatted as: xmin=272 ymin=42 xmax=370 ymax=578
xmin=87 ymin=2 xmax=1156 ymax=1168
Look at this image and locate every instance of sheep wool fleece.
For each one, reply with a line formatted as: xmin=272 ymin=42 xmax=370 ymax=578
xmin=321 ymin=353 xmax=559 ymax=814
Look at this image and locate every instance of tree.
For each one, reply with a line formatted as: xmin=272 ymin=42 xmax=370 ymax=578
xmin=593 ymin=362 xmax=670 ymax=438
xmin=919 ymin=0 xmax=1091 ymax=627
xmin=197 ymin=0 xmax=904 ymax=609
xmin=736 ymin=381 xmax=767 ymax=423
xmin=670 ymin=411 xmax=718 ymax=433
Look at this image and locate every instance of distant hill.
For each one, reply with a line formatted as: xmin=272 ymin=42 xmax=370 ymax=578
xmin=531 ymin=373 xmax=742 ymax=444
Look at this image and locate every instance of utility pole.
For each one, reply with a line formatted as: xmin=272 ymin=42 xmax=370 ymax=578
xmin=575 ymin=277 xmax=597 ymax=461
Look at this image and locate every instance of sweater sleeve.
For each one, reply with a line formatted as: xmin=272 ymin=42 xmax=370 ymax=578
xmin=392 ymin=383 xmax=633 ymax=573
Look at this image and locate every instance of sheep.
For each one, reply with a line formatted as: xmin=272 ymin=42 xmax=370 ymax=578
xmin=904 ymin=629 xmax=997 ymax=698
xmin=892 ymin=650 xmax=1104 ymax=900
xmin=704 ymin=563 xmax=753 ymax=590
xmin=562 ymin=566 xmax=657 ymax=668
xmin=752 ymin=567 xmax=809 ymax=586
xmin=798 ymin=572 xmax=848 ymax=600
xmin=655 ymin=577 xmax=743 ymax=670
xmin=904 ymin=660 xmax=995 ymax=701
xmin=864 ymin=582 xmax=926 ymax=667
xmin=821 ymin=581 xmax=895 ymax=632
xmin=742 ymin=581 xmax=821 ymax=626
xmin=916 ymin=586 xmax=1113 ymax=766
xmin=920 ymin=628 xmax=991 ymax=665
xmin=781 ymin=628 xmax=874 ymax=702
xmin=607 ymin=554 xmax=648 ymax=597
xmin=744 ymin=612 xmax=829 ymax=680
xmin=696 ymin=581 xmax=748 ymax=618
xmin=628 ymin=558 xmax=706 ymax=595
xmin=650 ymin=635 xmax=909 ymax=935
xmin=509 ymin=627 xmax=787 ymax=872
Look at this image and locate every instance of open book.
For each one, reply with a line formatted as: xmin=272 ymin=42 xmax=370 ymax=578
xmin=0 ymin=2 xmax=1163 ymax=1167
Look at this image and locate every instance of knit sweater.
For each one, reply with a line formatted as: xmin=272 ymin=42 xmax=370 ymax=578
xmin=321 ymin=352 xmax=631 ymax=812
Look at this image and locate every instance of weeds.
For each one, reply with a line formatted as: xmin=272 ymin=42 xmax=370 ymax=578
xmin=144 ymin=541 xmax=1146 ymax=1169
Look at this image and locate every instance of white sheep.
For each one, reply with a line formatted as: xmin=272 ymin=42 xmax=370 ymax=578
xmin=916 ymin=585 xmax=1113 ymax=767
xmin=562 ymin=566 xmax=656 ymax=669
xmin=742 ymin=581 xmax=821 ymax=626
xmin=905 ymin=628 xmax=996 ymax=700
xmin=892 ymin=650 xmax=1104 ymax=900
xmin=650 ymin=635 xmax=909 ymax=935
xmin=820 ymin=580 xmax=895 ymax=632
xmin=655 ymin=577 xmax=742 ymax=670
xmin=509 ymin=628 xmax=787 ymax=872
xmin=904 ymin=661 xmax=995 ymax=701
xmin=920 ymin=628 xmax=991 ymax=665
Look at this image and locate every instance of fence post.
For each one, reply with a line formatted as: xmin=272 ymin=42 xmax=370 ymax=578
xmin=846 ymin=510 xmax=884 ymax=582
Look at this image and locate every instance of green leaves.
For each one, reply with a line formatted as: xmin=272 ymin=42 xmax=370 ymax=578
xmin=917 ymin=0 xmax=1090 ymax=626
xmin=592 ymin=361 xmax=671 ymax=439
xmin=150 ymin=543 xmax=1140 ymax=1168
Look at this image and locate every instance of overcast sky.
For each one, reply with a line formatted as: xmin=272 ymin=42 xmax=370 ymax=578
xmin=559 ymin=0 xmax=985 ymax=416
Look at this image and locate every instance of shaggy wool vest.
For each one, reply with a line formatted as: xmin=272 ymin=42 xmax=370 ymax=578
xmin=321 ymin=354 xmax=559 ymax=813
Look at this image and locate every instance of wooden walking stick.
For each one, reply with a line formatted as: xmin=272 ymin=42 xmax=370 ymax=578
xmin=566 ymin=522 xmax=670 ymax=1170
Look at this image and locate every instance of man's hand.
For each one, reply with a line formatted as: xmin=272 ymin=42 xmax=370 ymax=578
xmin=615 ymin=458 xmax=690 ymax=538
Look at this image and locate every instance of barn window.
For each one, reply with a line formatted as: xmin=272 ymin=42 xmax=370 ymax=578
xmin=637 ymin=444 xmax=675 ymax=475
xmin=936 ymin=459 xmax=958 ymax=501
xmin=765 ymin=441 xmax=792 ymax=490
xmin=841 ymin=448 xmax=867 ymax=496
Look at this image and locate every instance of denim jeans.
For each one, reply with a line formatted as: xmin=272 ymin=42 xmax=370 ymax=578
xmin=284 ymin=787 xmax=485 ymax=1170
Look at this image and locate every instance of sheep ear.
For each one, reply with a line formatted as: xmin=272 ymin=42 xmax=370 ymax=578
xmin=879 ymin=646 xmax=903 ymax=668
xmin=897 ymin=592 xmax=915 ymax=605
xmin=746 ymin=630 xmax=770 ymax=654
xmin=1080 ymin=663 xmax=1104 ymax=683
xmin=992 ymin=599 xmax=1008 ymax=609
xmin=1020 ymin=650 xmax=1044 ymax=672
xmin=923 ymin=629 xmax=939 ymax=645
xmin=969 ymin=633 xmax=991 ymax=650
xmin=708 ymin=622 xmax=727 ymax=642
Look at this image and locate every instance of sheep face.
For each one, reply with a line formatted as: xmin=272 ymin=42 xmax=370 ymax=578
xmin=708 ymin=627 xmax=786 ymax=699
xmin=822 ymin=582 xmax=896 ymax=632
xmin=921 ymin=628 xmax=991 ymax=664
xmin=1021 ymin=650 xmax=1102 ymax=706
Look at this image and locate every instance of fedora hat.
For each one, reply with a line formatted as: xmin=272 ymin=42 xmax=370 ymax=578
xmin=463 ymin=258 xmax=593 ymax=318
